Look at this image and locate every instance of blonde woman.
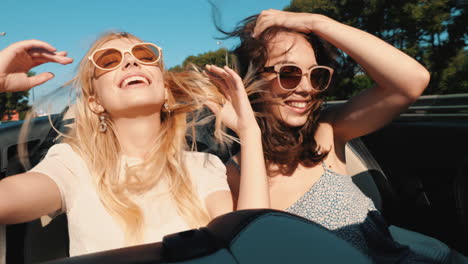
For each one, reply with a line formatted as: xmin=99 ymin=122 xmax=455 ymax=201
xmin=0 ymin=33 xmax=268 ymax=256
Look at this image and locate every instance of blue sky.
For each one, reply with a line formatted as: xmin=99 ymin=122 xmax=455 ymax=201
xmin=0 ymin=0 xmax=290 ymax=108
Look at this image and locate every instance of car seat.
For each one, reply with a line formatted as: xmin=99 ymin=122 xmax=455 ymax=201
xmin=1 ymin=114 xmax=458 ymax=263
xmin=43 ymin=209 xmax=372 ymax=264
xmin=346 ymin=138 xmax=453 ymax=263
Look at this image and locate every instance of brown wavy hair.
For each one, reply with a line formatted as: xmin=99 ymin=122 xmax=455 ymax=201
xmin=220 ymin=15 xmax=339 ymax=175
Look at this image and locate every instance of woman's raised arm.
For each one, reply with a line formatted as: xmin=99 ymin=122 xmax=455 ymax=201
xmin=253 ymin=10 xmax=430 ymax=142
xmin=205 ymin=65 xmax=270 ymax=211
xmin=0 ymin=39 xmax=72 ymax=224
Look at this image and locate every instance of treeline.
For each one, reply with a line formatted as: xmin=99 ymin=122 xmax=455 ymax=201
xmin=0 ymin=72 xmax=32 ymax=121
xmin=170 ymin=0 xmax=467 ymax=100
xmin=2 ymin=0 xmax=465 ymax=121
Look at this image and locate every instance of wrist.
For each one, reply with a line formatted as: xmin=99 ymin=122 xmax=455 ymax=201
xmin=306 ymin=13 xmax=335 ymax=33
xmin=238 ymin=125 xmax=261 ymax=140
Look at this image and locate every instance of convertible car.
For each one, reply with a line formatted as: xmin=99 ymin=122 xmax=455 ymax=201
xmin=0 ymin=94 xmax=467 ymax=263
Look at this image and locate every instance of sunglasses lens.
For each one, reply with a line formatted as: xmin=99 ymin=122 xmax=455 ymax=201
xmin=310 ymin=68 xmax=331 ymax=91
xmin=132 ymin=44 xmax=160 ymax=64
xmin=93 ymin=48 xmax=122 ymax=70
xmin=279 ymin=65 xmax=302 ymax=90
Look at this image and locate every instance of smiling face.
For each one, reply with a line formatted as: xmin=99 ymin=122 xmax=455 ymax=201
xmin=263 ymin=32 xmax=320 ymax=128
xmin=88 ymin=37 xmax=166 ymax=118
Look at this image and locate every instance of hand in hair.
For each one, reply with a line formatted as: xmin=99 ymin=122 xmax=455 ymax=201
xmin=252 ymin=9 xmax=321 ymax=38
xmin=205 ymin=64 xmax=269 ymax=209
xmin=0 ymin=39 xmax=73 ymax=93
xmin=204 ymin=64 xmax=260 ymax=137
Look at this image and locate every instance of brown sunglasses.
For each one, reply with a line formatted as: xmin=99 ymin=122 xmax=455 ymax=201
xmin=88 ymin=42 xmax=162 ymax=71
xmin=262 ymin=64 xmax=334 ymax=91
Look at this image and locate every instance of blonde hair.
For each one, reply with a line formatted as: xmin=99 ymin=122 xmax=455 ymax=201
xmin=21 ymin=32 xmax=227 ymax=245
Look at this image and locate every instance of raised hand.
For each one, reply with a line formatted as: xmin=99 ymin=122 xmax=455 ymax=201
xmin=252 ymin=9 xmax=322 ymax=38
xmin=204 ymin=64 xmax=260 ymax=137
xmin=0 ymin=39 xmax=73 ymax=93
xmin=205 ymin=64 xmax=269 ymax=209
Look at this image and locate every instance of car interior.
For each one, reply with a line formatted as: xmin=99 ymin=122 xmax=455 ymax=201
xmin=0 ymin=94 xmax=467 ymax=263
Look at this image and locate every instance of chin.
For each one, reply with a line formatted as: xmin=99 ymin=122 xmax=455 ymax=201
xmin=282 ymin=118 xmax=308 ymax=128
xmin=115 ymin=105 xmax=161 ymax=117
xmin=125 ymin=93 xmax=164 ymax=107
xmin=274 ymin=114 xmax=308 ymax=128
xmin=112 ymin=99 xmax=163 ymax=116
xmin=275 ymin=110 xmax=310 ymax=128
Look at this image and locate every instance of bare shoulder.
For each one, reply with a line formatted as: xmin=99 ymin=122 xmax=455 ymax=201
xmin=315 ymin=119 xmax=335 ymax=151
xmin=45 ymin=143 xmax=78 ymax=157
xmin=318 ymin=105 xmax=349 ymax=150
xmin=315 ymin=119 xmax=348 ymax=174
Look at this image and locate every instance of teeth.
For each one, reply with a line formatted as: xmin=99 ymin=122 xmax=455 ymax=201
xmin=122 ymin=76 xmax=148 ymax=87
xmin=287 ymin=102 xmax=308 ymax=108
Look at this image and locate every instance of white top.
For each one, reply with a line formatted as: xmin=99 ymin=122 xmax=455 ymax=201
xmin=30 ymin=143 xmax=229 ymax=256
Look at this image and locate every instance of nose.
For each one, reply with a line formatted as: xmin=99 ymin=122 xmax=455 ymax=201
xmin=121 ymin=52 xmax=140 ymax=69
xmin=294 ymin=74 xmax=314 ymax=94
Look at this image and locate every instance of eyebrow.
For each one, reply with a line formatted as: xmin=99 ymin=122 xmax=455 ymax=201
xmin=269 ymin=60 xmax=319 ymax=69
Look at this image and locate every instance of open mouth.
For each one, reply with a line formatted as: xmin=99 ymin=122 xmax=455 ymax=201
xmin=284 ymin=100 xmax=311 ymax=114
xmin=285 ymin=101 xmax=308 ymax=109
xmin=119 ymin=75 xmax=151 ymax=89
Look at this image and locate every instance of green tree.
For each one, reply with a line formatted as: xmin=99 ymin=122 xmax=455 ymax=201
xmin=285 ymin=0 xmax=467 ymax=99
xmin=169 ymin=48 xmax=230 ymax=72
xmin=0 ymin=71 xmax=32 ymax=121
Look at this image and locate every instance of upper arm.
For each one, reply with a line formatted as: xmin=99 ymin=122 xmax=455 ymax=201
xmin=190 ymin=152 xmax=233 ymax=219
xmin=205 ymin=190 xmax=233 ymax=219
xmin=330 ymin=84 xmax=419 ymax=142
xmin=0 ymin=172 xmax=62 ymax=224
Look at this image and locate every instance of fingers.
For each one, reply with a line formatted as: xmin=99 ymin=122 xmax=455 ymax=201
xmin=11 ymin=39 xmax=57 ymax=53
xmin=216 ymin=67 xmax=237 ymax=95
xmin=252 ymin=20 xmax=272 ymax=39
xmin=206 ymin=64 xmax=252 ymax=109
xmin=205 ymin=64 xmax=241 ymax=92
xmin=205 ymin=65 xmax=229 ymax=95
xmin=27 ymin=72 xmax=55 ymax=89
xmin=204 ymin=100 xmax=221 ymax=115
xmin=54 ymin=51 xmax=69 ymax=57
xmin=204 ymin=65 xmax=225 ymax=82
xmin=205 ymin=64 xmax=229 ymax=81
xmin=223 ymin=66 xmax=244 ymax=89
xmin=205 ymin=65 xmax=233 ymax=96
xmin=29 ymin=49 xmax=73 ymax=65
xmin=252 ymin=9 xmax=277 ymax=38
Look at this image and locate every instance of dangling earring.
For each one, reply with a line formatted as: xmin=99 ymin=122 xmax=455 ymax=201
xmin=163 ymin=101 xmax=171 ymax=114
xmin=98 ymin=114 xmax=107 ymax=133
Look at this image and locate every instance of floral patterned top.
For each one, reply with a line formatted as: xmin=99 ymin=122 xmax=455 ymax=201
xmin=285 ymin=162 xmax=437 ymax=263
